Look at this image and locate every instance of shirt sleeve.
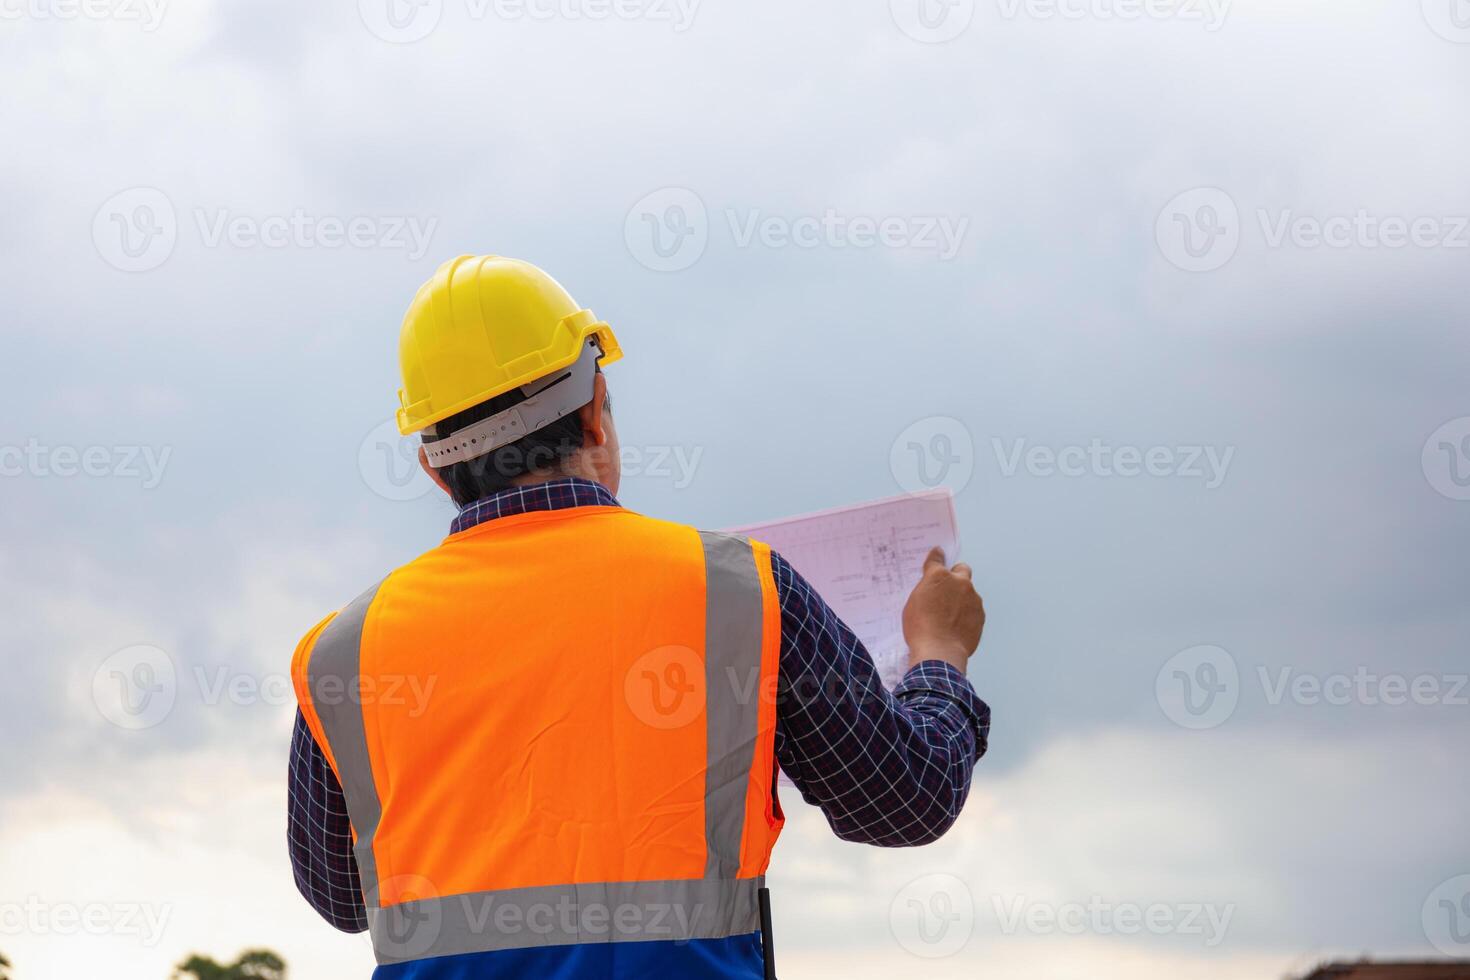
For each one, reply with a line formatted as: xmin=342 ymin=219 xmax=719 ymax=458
xmin=769 ymin=551 xmax=990 ymax=846
xmin=287 ymin=710 xmax=368 ymax=932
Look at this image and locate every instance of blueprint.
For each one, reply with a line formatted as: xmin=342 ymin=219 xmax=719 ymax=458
xmin=730 ymin=488 xmax=960 ymax=693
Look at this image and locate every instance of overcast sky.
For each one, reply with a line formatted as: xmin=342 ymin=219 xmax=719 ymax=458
xmin=2 ymin=0 xmax=1468 ymax=977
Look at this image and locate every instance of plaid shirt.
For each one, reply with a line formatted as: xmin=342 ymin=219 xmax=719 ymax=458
xmin=288 ymin=478 xmax=990 ymax=932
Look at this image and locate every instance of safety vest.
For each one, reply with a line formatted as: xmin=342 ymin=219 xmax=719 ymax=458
xmin=291 ymin=504 xmax=784 ymax=978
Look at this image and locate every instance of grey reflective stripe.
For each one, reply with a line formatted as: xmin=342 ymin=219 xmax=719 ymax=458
xmin=370 ymin=876 xmax=764 ymax=965
xmin=697 ymin=531 xmax=766 ymax=880
xmin=306 ymin=581 xmax=386 ymax=900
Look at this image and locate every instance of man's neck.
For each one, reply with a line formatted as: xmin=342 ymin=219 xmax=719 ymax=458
xmin=509 ymin=454 xmax=604 ymax=492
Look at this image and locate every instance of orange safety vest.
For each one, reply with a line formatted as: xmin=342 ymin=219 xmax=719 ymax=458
xmin=291 ymin=504 xmax=784 ymax=978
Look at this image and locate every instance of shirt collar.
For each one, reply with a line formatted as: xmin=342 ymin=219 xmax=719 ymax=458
xmin=450 ymin=477 xmax=621 ymax=535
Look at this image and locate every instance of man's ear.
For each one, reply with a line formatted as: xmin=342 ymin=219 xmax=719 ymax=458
xmin=578 ymin=373 xmax=609 ymax=448
xmin=418 ymin=445 xmax=453 ymax=496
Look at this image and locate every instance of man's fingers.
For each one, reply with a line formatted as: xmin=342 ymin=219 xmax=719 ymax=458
xmin=951 ymin=562 xmax=973 ymax=580
xmin=924 ymin=546 xmax=947 ymax=571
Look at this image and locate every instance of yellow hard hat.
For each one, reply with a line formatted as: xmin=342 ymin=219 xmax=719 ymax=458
xmin=396 ymin=255 xmax=622 ymax=435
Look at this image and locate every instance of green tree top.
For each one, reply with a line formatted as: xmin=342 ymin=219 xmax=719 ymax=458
xmin=171 ymin=949 xmax=285 ymax=980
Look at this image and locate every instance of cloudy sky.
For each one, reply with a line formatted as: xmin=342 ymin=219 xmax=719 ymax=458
xmin=2 ymin=0 xmax=1468 ymax=976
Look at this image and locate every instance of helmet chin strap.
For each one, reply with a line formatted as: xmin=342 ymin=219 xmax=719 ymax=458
xmin=421 ymin=339 xmax=602 ymax=469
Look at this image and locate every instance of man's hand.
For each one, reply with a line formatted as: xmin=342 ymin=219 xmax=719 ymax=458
xmin=902 ymin=547 xmax=986 ymax=673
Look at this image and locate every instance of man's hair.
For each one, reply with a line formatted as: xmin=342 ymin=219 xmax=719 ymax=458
xmin=427 ymin=369 xmax=605 ymax=508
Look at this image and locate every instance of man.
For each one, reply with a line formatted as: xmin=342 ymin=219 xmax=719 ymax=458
xmin=288 ymin=255 xmax=990 ymax=979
